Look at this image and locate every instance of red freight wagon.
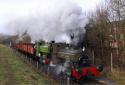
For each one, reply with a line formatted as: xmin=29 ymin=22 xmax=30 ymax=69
xmin=15 ymin=43 xmax=35 ymax=55
xmin=27 ymin=44 xmax=35 ymax=54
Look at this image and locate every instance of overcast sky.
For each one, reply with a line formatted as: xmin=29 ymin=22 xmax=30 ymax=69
xmin=0 ymin=0 xmax=102 ymax=34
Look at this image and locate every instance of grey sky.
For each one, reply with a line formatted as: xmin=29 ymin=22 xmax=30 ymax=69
xmin=0 ymin=0 xmax=102 ymax=34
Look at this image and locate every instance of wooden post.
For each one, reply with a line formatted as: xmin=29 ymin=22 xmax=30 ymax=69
xmin=67 ymin=77 xmax=70 ymax=85
xmin=111 ymin=52 xmax=113 ymax=72
xmin=92 ymin=50 xmax=95 ymax=64
xmin=47 ymin=66 xmax=50 ymax=75
xmin=30 ymin=58 xmax=31 ymax=63
xmin=116 ymin=48 xmax=119 ymax=57
xmin=25 ymin=55 xmax=27 ymax=59
xmin=101 ymin=39 xmax=103 ymax=57
xmin=37 ymin=61 xmax=39 ymax=69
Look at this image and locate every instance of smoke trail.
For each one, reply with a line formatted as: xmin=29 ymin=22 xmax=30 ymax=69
xmin=7 ymin=0 xmax=87 ymax=44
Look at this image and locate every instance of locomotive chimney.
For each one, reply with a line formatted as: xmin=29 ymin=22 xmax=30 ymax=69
xmin=51 ymin=41 xmax=55 ymax=43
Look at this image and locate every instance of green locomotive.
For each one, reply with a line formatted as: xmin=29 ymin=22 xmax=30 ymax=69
xmin=36 ymin=42 xmax=49 ymax=56
xmin=34 ymin=41 xmax=50 ymax=64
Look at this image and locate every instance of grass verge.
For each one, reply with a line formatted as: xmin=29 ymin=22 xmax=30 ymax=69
xmin=102 ymin=68 xmax=125 ymax=85
xmin=0 ymin=44 xmax=51 ymax=85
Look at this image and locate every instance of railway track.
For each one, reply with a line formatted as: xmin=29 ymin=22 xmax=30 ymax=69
xmin=13 ymin=49 xmax=107 ymax=85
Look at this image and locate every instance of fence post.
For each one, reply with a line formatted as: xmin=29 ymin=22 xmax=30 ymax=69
xmin=67 ymin=77 xmax=70 ymax=85
xmin=36 ymin=61 xmax=39 ymax=69
xmin=30 ymin=58 xmax=31 ymax=63
xmin=111 ymin=51 xmax=113 ymax=72
xmin=92 ymin=50 xmax=95 ymax=64
xmin=47 ymin=66 xmax=50 ymax=75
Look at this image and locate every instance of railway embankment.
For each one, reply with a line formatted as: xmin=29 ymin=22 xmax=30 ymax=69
xmin=0 ymin=44 xmax=50 ymax=85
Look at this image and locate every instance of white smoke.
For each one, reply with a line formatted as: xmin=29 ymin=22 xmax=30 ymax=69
xmin=7 ymin=0 xmax=87 ymax=44
xmin=54 ymin=61 xmax=70 ymax=75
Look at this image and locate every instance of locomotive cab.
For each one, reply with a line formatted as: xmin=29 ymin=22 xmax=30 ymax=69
xmin=71 ymin=54 xmax=91 ymax=70
xmin=78 ymin=54 xmax=90 ymax=67
xmin=35 ymin=42 xmax=50 ymax=64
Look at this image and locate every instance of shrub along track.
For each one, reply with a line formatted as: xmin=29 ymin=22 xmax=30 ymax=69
xmin=0 ymin=44 xmax=51 ymax=85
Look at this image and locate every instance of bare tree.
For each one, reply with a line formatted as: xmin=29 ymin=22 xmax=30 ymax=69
xmin=86 ymin=6 xmax=109 ymax=48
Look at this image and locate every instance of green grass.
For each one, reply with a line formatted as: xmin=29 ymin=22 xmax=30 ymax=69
xmin=0 ymin=44 xmax=51 ymax=85
xmin=102 ymin=68 xmax=125 ymax=85
xmin=110 ymin=70 xmax=125 ymax=85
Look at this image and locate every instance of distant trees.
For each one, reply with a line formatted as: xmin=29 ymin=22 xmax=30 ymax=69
xmin=109 ymin=0 xmax=125 ymax=49
xmin=86 ymin=7 xmax=109 ymax=48
xmin=85 ymin=0 xmax=125 ymax=71
xmin=108 ymin=0 xmax=125 ymax=21
xmin=86 ymin=0 xmax=125 ymax=49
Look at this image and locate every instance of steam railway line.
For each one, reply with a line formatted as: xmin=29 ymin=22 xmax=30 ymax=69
xmin=12 ymin=48 xmax=107 ymax=85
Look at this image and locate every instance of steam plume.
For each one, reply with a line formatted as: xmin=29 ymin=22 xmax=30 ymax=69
xmin=7 ymin=0 xmax=87 ymax=44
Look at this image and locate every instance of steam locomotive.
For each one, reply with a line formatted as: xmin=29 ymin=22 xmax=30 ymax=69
xmin=12 ymin=41 xmax=103 ymax=81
